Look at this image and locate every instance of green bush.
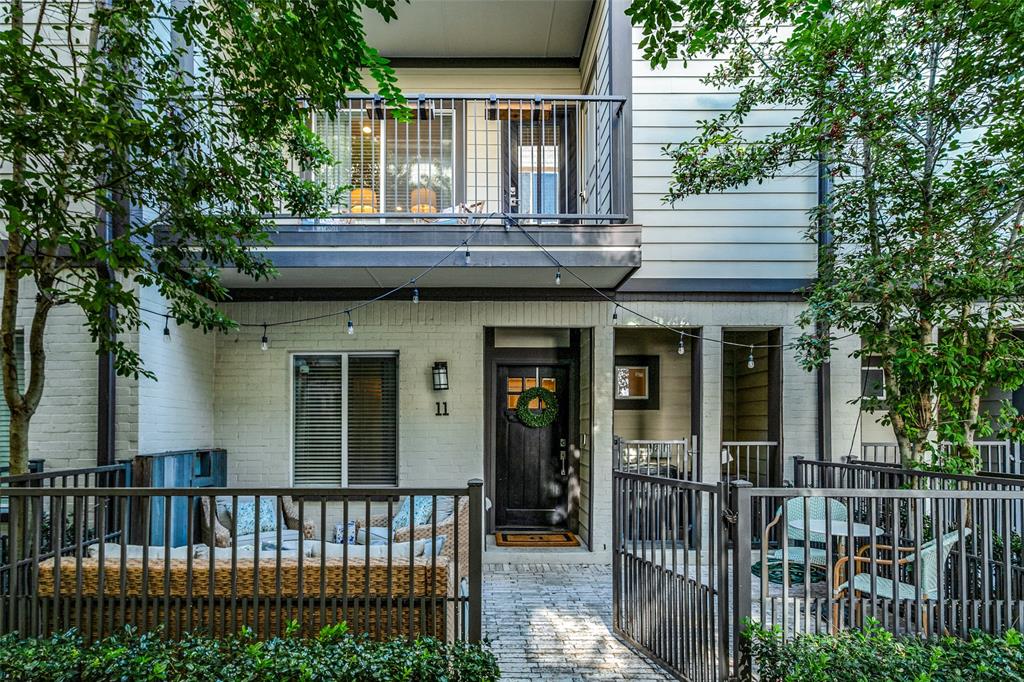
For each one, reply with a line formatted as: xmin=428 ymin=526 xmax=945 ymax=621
xmin=0 ymin=623 xmax=500 ymax=681
xmin=747 ymin=621 xmax=1024 ymax=681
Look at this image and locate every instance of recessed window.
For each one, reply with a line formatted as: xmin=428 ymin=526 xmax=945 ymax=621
xmin=615 ymin=367 xmax=649 ymax=400
xmin=614 ymin=355 xmax=660 ymax=411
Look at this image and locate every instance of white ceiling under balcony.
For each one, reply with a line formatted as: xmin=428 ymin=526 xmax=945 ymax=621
xmin=361 ymin=0 xmax=596 ymax=59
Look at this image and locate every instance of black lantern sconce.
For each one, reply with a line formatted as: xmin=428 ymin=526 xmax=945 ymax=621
xmin=432 ymin=362 xmax=449 ymax=391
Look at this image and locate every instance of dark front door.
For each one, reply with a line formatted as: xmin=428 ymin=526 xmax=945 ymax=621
xmin=495 ymin=364 xmax=571 ymax=529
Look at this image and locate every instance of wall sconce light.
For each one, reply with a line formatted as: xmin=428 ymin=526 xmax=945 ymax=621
xmin=432 ymin=361 xmax=449 ymax=391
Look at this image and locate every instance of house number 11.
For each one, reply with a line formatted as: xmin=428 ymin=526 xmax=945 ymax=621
xmin=435 ymin=401 xmax=449 ymax=416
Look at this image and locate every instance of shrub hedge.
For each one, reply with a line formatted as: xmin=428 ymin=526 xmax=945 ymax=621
xmin=0 ymin=623 xmax=500 ymax=681
xmin=748 ymin=621 xmax=1024 ymax=681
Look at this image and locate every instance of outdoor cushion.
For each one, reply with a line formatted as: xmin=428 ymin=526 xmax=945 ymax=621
xmin=391 ymin=497 xmax=434 ymax=534
xmin=840 ymin=574 xmax=929 ymax=601
xmin=358 ymin=526 xmax=392 ymax=545
xmin=308 ymin=540 xmax=426 ymax=560
xmin=215 ymin=496 xmax=279 ymax=535
xmin=421 ymin=535 xmax=446 ymax=557
xmin=767 ymin=546 xmax=830 ymax=566
xmin=233 ymin=529 xmax=301 ymax=547
xmin=88 ymin=543 xmax=205 ymax=561
xmin=433 ymin=496 xmax=456 ymax=525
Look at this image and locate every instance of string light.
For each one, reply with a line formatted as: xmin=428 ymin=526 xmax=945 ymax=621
xmin=138 ymin=213 xmax=852 ymax=357
xmin=554 ymin=268 xmax=561 ymax=286
xmin=260 ymin=324 xmax=269 ymax=352
xmin=747 ymin=345 xmax=755 ymax=369
xmin=412 ymin=287 xmax=420 ymax=304
xmin=162 ymin=315 xmax=171 ymax=343
xmin=678 ymin=334 xmax=686 ymax=355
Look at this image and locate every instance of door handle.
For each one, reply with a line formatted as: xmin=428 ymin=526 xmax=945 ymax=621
xmin=560 ymin=450 xmax=567 ymax=477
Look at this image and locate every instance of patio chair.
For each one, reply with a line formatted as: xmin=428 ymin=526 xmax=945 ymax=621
xmin=753 ymin=498 xmax=849 ymax=584
xmin=833 ymin=528 xmax=970 ymax=633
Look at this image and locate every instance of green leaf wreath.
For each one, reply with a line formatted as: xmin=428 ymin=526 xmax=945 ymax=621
xmin=516 ymin=387 xmax=559 ymax=428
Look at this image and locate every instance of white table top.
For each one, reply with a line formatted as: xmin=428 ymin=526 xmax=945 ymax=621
xmin=788 ymin=519 xmax=882 ymax=538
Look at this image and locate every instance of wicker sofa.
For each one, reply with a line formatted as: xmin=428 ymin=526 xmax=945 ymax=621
xmin=29 ymin=497 xmax=471 ymax=643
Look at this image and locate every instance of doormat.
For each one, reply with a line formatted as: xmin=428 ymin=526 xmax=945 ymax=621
xmin=494 ymin=532 xmax=580 ymax=548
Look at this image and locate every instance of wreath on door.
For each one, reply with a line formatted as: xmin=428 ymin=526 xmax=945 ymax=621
xmin=516 ymin=386 xmax=559 ymax=428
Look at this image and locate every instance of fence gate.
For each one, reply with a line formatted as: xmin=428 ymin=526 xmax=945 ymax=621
xmin=612 ymin=438 xmax=734 ymax=681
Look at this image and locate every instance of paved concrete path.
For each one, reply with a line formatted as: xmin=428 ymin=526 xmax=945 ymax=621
xmin=483 ymin=564 xmax=675 ymax=681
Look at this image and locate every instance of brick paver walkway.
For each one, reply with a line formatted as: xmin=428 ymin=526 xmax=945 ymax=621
xmin=483 ymin=564 xmax=675 ymax=681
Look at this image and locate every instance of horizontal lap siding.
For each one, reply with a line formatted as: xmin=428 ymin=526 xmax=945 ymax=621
xmin=629 ymin=29 xmax=818 ymax=287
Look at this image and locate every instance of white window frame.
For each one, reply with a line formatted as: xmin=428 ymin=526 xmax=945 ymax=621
xmin=289 ymin=350 xmax=399 ymax=487
xmin=861 ymin=357 xmax=887 ymax=400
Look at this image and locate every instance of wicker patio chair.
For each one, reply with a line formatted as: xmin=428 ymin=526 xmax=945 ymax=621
xmin=832 ymin=528 xmax=970 ymax=633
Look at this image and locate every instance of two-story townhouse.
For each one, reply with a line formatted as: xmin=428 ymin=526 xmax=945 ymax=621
xmin=12 ymin=0 xmax=1021 ymax=559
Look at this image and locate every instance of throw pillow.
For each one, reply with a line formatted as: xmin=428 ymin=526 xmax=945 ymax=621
xmin=390 ymin=497 xmax=412 ymax=533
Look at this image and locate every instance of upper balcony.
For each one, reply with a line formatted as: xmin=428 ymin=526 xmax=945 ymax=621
xmin=226 ymin=93 xmax=640 ymax=295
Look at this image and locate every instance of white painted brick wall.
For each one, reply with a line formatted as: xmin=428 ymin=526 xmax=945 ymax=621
xmin=0 ymin=277 xmax=137 ymax=469
xmin=137 ymin=287 xmax=216 ymax=454
xmin=0 ymin=282 xmax=853 ymax=557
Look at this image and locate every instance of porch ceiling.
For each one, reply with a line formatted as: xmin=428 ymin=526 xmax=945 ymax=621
xmin=361 ymin=0 xmax=595 ymax=59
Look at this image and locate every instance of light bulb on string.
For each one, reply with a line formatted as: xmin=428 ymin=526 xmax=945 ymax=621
xmin=260 ymin=324 xmax=269 ymax=352
xmin=747 ymin=345 xmax=755 ymax=369
xmin=554 ymin=268 xmax=561 ymax=286
xmin=412 ymin=287 xmax=420 ymax=304
xmin=677 ymin=334 xmax=686 ymax=356
xmin=162 ymin=315 xmax=171 ymax=343
xmin=346 ymin=312 xmax=355 ymax=335
xmin=464 ymin=244 xmax=471 ymax=265
xmin=612 ymin=305 xmax=619 ymax=324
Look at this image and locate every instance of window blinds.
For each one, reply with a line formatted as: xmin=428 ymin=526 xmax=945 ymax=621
xmin=292 ymin=354 xmax=397 ymax=486
xmin=347 ymin=356 xmax=398 ymax=486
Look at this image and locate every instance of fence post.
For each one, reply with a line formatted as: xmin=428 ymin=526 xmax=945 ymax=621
xmin=467 ymin=479 xmax=484 ymax=644
xmin=730 ymin=481 xmax=753 ymax=681
xmin=611 ymin=458 xmax=620 ymax=632
xmin=793 ymin=456 xmax=805 ymax=488
xmin=715 ymin=481 xmax=733 ymax=680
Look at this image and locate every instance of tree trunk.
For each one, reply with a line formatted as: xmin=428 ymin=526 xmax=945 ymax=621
xmin=8 ymin=409 xmax=29 ymax=473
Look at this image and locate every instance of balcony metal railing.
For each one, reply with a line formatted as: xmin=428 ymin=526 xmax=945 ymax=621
xmin=280 ymin=94 xmax=628 ymax=226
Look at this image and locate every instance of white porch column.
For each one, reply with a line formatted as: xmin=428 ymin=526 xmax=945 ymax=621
xmin=700 ymin=326 xmax=723 ymax=483
xmin=589 ymin=322 xmax=616 ymax=556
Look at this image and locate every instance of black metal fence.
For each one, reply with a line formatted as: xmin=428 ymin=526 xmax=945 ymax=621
xmin=613 ymin=451 xmax=1024 ymax=680
xmin=1 ymin=482 xmax=483 ymax=644
xmin=734 ymin=485 xmax=1024 ymax=645
xmin=612 ymin=468 xmax=730 ymax=682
